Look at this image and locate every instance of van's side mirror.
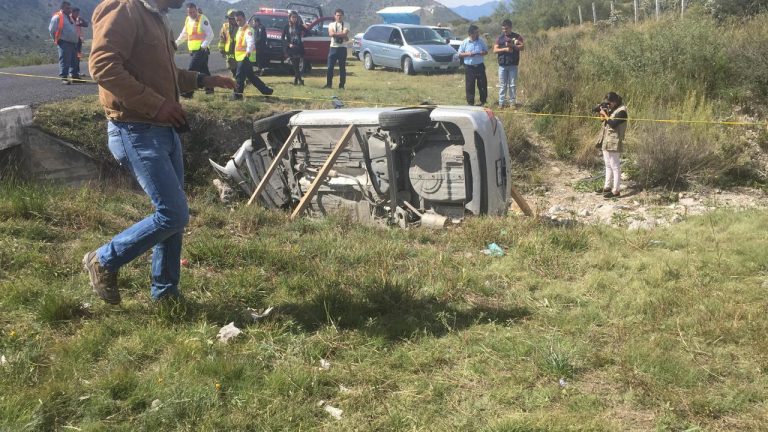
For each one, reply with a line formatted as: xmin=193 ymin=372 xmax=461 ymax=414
xmin=445 ymin=38 xmax=450 ymax=44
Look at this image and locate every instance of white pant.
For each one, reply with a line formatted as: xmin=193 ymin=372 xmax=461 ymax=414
xmin=603 ymin=150 xmax=621 ymax=193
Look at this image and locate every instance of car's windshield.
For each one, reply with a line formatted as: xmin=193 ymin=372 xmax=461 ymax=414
xmin=433 ymin=28 xmax=455 ymax=40
xmin=252 ymin=14 xmax=289 ymax=30
xmin=402 ymin=27 xmax=444 ymax=45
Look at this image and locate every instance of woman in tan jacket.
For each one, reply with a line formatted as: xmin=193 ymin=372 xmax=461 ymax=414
xmin=595 ymin=92 xmax=628 ymax=199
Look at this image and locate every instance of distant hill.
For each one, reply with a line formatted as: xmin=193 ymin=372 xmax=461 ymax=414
xmin=0 ymin=0 xmax=465 ymax=64
xmin=451 ymin=1 xmax=501 ymax=20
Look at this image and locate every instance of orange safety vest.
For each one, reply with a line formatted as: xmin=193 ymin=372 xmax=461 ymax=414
xmin=184 ymin=14 xmax=207 ymax=51
xmin=234 ymin=25 xmax=256 ymax=62
xmin=52 ymin=11 xmax=67 ymax=44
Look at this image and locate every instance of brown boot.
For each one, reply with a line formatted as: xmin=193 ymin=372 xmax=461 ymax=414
xmin=82 ymin=251 xmax=120 ymax=305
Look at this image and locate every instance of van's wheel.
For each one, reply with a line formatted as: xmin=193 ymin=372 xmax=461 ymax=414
xmin=403 ymin=57 xmax=415 ymax=75
xmin=378 ymin=108 xmax=431 ymax=132
xmin=364 ymin=53 xmax=375 ymax=70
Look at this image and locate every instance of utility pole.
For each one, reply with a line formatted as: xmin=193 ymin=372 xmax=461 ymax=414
xmin=634 ymin=0 xmax=638 ymax=23
xmin=578 ymin=5 xmax=583 ymax=25
xmin=656 ymin=0 xmax=660 ymax=21
xmin=592 ymin=2 xmax=597 ymax=23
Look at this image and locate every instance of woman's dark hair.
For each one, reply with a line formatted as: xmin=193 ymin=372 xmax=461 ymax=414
xmin=289 ymin=11 xmax=300 ymax=22
xmin=605 ymin=92 xmax=623 ymax=105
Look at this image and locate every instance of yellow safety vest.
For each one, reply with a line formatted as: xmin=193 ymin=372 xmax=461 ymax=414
xmin=218 ymin=22 xmax=234 ymax=54
xmin=184 ymin=14 xmax=207 ymax=51
xmin=234 ymin=25 xmax=256 ymax=62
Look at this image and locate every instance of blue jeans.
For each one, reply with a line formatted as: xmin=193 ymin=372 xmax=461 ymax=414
xmin=498 ymin=65 xmax=518 ymax=106
xmin=97 ymin=121 xmax=189 ymax=300
xmin=326 ymin=47 xmax=347 ymax=87
xmin=57 ymin=40 xmax=78 ymax=78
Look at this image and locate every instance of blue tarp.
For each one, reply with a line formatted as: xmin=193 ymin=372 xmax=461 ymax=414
xmin=378 ymin=13 xmax=420 ymax=25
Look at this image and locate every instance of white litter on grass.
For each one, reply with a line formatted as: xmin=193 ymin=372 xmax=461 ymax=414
xmin=246 ymin=306 xmax=275 ymax=321
xmin=559 ymin=378 xmax=568 ymax=388
xmin=216 ymin=322 xmax=242 ymax=343
xmin=150 ymin=399 xmax=162 ymax=411
xmin=0 ymin=355 xmax=7 ymax=366
xmin=319 ymin=359 xmax=331 ymax=370
xmin=338 ymin=385 xmax=351 ymax=393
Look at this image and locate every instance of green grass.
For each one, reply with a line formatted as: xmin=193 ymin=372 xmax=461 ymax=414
xmin=1 ymin=178 xmax=767 ymax=430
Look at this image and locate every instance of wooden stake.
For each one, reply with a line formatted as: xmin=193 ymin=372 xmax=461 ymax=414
xmin=634 ymin=0 xmax=638 ymax=23
xmin=247 ymin=126 xmax=302 ymax=207
xmin=592 ymin=2 xmax=597 ymax=23
xmin=509 ymin=185 xmax=533 ymax=217
xmin=578 ymin=5 xmax=583 ymax=25
xmin=290 ymin=124 xmax=356 ymax=220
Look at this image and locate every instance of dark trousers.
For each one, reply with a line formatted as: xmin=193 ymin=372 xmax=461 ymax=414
xmin=56 ymin=40 xmax=78 ymax=79
xmin=256 ymin=43 xmax=268 ymax=70
xmin=235 ymin=58 xmax=272 ymax=95
xmin=226 ymin=56 xmax=238 ymax=78
xmin=183 ymin=49 xmax=211 ymax=96
xmin=464 ymin=63 xmax=487 ymax=105
xmin=289 ymin=56 xmax=303 ymax=83
xmin=326 ymin=47 xmax=347 ymax=87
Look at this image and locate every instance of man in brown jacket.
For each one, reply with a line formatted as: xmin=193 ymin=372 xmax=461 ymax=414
xmin=84 ymin=0 xmax=234 ymax=304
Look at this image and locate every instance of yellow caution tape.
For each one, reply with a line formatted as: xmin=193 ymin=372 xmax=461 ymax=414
xmin=1 ymin=70 xmax=765 ymax=127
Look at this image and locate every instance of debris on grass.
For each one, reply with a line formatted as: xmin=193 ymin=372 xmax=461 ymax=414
xmin=246 ymin=306 xmax=274 ymax=321
xmin=0 ymin=354 xmax=7 ymax=366
xmin=216 ymin=322 xmax=242 ymax=343
xmin=338 ymin=384 xmax=351 ymax=393
xmin=150 ymin=399 xmax=162 ymax=411
xmin=481 ymin=242 xmax=505 ymax=257
xmin=319 ymin=359 xmax=331 ymax=370
xmin=318 ymin=400 xmax=343 ymax=419
xmin=559 ymin=378 xmax=568 ymax=388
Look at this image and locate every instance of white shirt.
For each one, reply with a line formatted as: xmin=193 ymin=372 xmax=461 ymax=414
xmin=328 ymin=22 xmax=349 ymax=48
xmin=242 ymin=25 xmax=256 ymax=56
xmin=176 ymin=14 xmax=214 ymax=49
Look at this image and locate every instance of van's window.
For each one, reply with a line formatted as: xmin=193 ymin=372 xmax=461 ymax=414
xmin=364 ymin=26 xmax=387 ymax=43
xmin=387 ymin=29 xmax=403 ymax=45
xmin=402 ymin=27 xmax=444 ymax=45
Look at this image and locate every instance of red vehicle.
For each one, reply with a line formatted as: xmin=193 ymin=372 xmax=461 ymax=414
xmin=249 ymin=3 xmax=335 ymax=73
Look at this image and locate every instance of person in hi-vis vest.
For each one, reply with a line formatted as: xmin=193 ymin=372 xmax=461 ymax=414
xmin=231 ymin=11 xmax=273 ymax=100
xmin=49 ymin=1 xmax=79 ymax=84
xmin=218 ymin=9 xmax=238 ymax=78
xmin=176 ymin=2 xmax=214 ymax=96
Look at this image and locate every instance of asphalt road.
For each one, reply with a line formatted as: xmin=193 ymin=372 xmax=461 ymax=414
xmin=0 ymin=54 xmax=229 ymax=108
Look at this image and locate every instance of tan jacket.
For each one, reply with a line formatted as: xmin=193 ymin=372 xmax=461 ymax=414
xmin=596 ymin=105 xmax=628 ymax=152
xmin=89 ymin=0 xmax=198 ymax=124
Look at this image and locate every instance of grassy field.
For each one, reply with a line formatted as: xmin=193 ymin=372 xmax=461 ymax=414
xmin=7 ymin=32 xmax=768 ymax=430
xmin=1 ymin=176 xmax=767 ymax=430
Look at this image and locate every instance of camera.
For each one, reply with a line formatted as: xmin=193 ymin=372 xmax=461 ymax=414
xmin=334 ymin=36 xmax=346 ymax=44
xmin=591 ymin=101 xmax=610 ymax=113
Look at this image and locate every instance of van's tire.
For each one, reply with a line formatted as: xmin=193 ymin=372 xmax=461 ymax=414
xmin=379 ymin=108 xmax=431 ymax=132
xmin=403 ymin=57 xmax=415 ymax=75
xmin=364 ymin=53 xmax=375 ymax=70
xmin=253 ymin=111 xmax=300 ymax=135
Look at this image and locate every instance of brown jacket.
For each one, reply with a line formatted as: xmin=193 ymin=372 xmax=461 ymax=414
xmin=89 ymin=0 xmax=198 ymax=124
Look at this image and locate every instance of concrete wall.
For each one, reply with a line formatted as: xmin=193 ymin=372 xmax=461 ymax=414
xmin=22 ymin=128 xmax=104 ymax=185
xmin=0 ymin=105 xmax=33 ymax=151
xmin=0 ymin=105 xmax=106 ymax=186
